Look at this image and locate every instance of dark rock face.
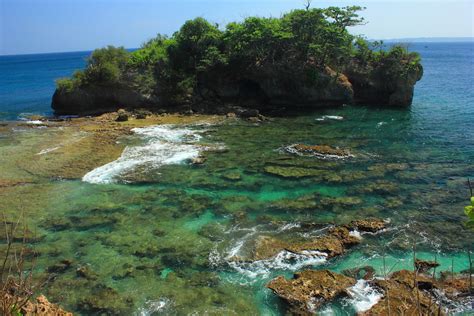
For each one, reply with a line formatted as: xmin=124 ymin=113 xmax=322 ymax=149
xmin=52 ymin=85 xmax=159 ymax=116
xmin=51 ymin=64 xmax=423 ymax=115
xmin=195 ymin=66 xmax=354 ymax=110
xmin=347 ymin=63 xmax=424 ymax=107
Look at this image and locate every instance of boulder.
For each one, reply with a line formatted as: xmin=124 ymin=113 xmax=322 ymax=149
xmin=115 ymin=109 xmax=129 ymax=122
xmin=267 ymin=270 xmax=356 ymax=315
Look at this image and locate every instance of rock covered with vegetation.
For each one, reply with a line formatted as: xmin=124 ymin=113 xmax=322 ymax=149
xmin=52 ymin=6 xmax=423 ymax=115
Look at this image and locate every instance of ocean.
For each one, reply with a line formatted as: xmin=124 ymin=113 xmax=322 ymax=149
xmin=0 ymin=42 xmax=473 ymax=315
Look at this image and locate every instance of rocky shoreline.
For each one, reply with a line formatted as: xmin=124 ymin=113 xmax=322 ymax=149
xmin=1 ymin=110 xmax=472 ymax=315
xmin=268 ymin=267 xmax=472 ymax=315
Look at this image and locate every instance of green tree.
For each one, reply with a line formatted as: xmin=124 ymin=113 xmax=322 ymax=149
xmin=84 ymin=46 xmax=130 ymax=85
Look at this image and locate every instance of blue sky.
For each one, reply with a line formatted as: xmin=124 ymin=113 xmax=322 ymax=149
xmin=1 ymin=0 xmax=473 ymax=55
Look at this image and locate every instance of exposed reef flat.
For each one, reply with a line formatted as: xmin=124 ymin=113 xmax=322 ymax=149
xmin=0 ymin=111 xmax=225 ymax=181
xmin=1 ymin=108 xmax=473 ymax=315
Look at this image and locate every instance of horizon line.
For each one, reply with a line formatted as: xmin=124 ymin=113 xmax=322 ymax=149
xmin=1 ymin=37 xmax=473 ymax=57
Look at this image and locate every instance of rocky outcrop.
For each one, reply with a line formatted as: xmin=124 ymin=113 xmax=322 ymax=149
xmin=268 ymin=268 xmax=470 ymax=315
xmin=363 ymin=270 xmax=442 ymax=316
xmin=248 ymin=219 xmax=386 ymax=262
xmin=52 ymin=85 xmax=159 ymax=116
xmin=347 ymin=61 xmax=423 ymax=107
xmin=51 ymin=62 xmax=423 ymax=116
xmin=267 ymin=270 xmax=356 ymax=315
xmin=414 ymin=258 xmax=440 ymax=273
xmin=348 ymin=218 xmax=386 ymax=233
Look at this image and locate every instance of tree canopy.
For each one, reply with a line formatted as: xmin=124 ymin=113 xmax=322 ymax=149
xmin=56 ymin=6 xmax=421 ymax=105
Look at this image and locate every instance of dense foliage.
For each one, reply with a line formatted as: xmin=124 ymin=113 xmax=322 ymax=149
xmin=56 ymin=6 xmax=421 ymax=105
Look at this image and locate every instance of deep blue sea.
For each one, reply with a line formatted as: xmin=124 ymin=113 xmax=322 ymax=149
xmin=0 ymin=51 xmax=90 ymax=120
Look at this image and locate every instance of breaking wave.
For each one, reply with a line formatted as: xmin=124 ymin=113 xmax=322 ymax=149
xmin=346 ymin=280 xmax=383 ymax=313
xmin=316 ymin=115 xmax=344 ymax=121
xmin=136 ymin=298 xmax=170 ymax=315
xmin=83 ymin=125 xmax=206 ymax=184
xmin=227 ymin=250 xmax=327 ymax=279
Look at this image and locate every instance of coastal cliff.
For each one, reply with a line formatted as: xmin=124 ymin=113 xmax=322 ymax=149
xmin=52 ymin=7 xmax=423 ymax=115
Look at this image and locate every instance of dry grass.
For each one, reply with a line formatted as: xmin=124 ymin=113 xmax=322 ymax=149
xmin=0 ymin=213 xmax=40 ymax=316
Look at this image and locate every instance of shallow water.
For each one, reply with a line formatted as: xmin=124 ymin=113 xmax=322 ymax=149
xmin=0 ymin=42 xmax=474 ymax=314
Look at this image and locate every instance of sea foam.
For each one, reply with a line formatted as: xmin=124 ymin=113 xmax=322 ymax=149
xmin=346 ymin=280 xmax=383 ymax=313
xmin=83 ymin=125 xmax=205 ymax=184
xmin=227 ymin=250 xmax=328 ymax=280
xmin=315 ymin=115 xmax=344 ymax=121
xmin=136 ymin=298 xmax=170 ymax=316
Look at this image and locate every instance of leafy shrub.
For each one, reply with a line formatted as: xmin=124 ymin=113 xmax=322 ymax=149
xmin=55 ymin=78 xmax=76 ymax=92
xmin=84 ymin=46 xmax=129 ymax=85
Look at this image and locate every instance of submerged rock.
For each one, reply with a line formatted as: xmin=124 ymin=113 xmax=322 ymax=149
xmin=47 ymin=259 xmax=73 ymax=274
xmin=267 ymin=270 xmax=356 ymax=315
xmin=264 ymin=165 xmax=326 ymax=178
xmin=77 ymin=284 xmax=132 ymax=315
xmin=285 ymin=144 xmax=354 ymax=160
xmin=222 ymin=171 xmax=242 ymax=181
xmin=76 ymin=265 xmax=99 ymax=280
xmin=342 ymin=265 xmax=376 ymax=280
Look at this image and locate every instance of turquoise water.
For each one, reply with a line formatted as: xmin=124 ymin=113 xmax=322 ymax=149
xmin=0 ymin=42 xmax=473 ymax=315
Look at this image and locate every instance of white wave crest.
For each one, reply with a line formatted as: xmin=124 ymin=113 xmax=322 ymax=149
xmin=346 ymin=280 xmax=383 ymax=313
xmin=227 ymin=250 xmax=328 ymax=279
xmin=316 ymin=115 xmax=344 ymax=121
xmin=83 ymin=125 xmax=206 ymax=184
xmin=349 ymin=229 xmax=362 ymax=239
xmin=136 ymin=298 xmax=170 ymax=316
xmin=25 ymin=120 xmax=44 ymax=125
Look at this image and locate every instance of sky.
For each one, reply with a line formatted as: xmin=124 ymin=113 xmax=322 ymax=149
xmin=0 ymin=0 xmax=473 ymax=55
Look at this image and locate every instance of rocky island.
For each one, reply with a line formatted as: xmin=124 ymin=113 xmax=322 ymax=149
xmin=52 ymin=6 xmax=423 ymax=116
xmin=3 ymin=4 xmax=474 ymax=316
